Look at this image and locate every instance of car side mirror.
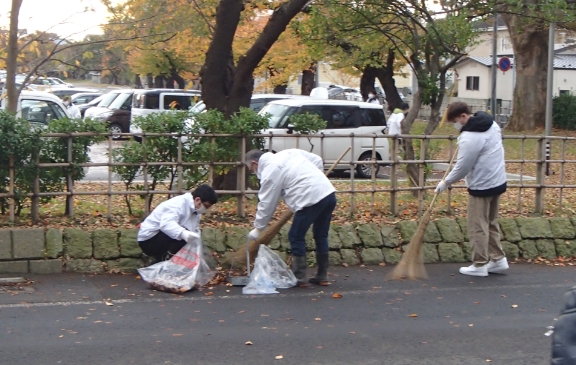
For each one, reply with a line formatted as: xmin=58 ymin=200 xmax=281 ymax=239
xmin=287 ymin=124 xmax=294 ymax=134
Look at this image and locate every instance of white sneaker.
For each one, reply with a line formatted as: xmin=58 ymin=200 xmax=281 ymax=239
xmin=459 ymin=265 xmax=488 ymax=277
xmin=487 ymin=258 xmax=509 ymax=274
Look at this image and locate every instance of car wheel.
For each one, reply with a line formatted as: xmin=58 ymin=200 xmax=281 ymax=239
xmin=109 ymin=123 xmax=123 ymax=140
xmin=356 ymin=152 xmax=380 ymax=179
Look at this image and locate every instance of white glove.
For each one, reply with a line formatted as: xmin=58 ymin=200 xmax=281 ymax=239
xmin=435 ymin=180 xmax=448 ymax=194
xmin=180 ymin=230 xmax=199 ymax=243
xmin=248 ymin=228 xmax=261 ymax=241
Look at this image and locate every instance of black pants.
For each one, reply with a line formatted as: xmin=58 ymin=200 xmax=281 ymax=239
xmin=138 ymin=231 xmax=186 ymax=261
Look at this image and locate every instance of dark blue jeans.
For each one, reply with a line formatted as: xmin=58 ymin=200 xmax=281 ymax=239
xmin=288 ymin=192 xmax=337 ymax=257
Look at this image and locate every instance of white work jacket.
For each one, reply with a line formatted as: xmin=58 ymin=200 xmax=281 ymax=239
xmin=137 ymin=193 xmax=201 ymax=241
xmin=254 ymin=149 xmax=336 ymax=230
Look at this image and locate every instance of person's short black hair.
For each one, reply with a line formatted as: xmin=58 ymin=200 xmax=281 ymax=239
xmin=446 ymin=102 xmax=472 ymax=122
xmin=245 ymin=149 xmax=265 ymax=166
xmin=400 ymin=102 xmax=410 ymax=110
xmin=192 ymin=184 xmax=218 ymax=204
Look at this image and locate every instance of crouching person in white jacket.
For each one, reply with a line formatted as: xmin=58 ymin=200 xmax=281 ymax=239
xmin=245 ymin=149 xmax=337 ymax=287
xmin=137 ymin=184 xmax=218 ymax=263
xmin=435 ymin=102 xmax=508 ymax=277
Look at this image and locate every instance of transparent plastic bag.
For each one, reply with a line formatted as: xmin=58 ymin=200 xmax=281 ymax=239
xmin=242 ymin=245 xmax=297 ymax=295
xmin=138 ymin=240 xmax=215 ymax=293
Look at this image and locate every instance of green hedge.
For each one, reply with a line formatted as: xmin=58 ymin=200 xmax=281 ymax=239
xmin=553 ymin=93 xmax=576 ymax=130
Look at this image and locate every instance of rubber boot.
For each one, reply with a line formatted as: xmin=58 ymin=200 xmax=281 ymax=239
xmin=309 ymin=252 xmax=329 ymax=286
xmin=291 ymin=255 xmax=308 ymax=287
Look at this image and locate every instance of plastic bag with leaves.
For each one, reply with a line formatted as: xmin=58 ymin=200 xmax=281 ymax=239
xmin=138 ymin=240 xmax=215 ymax=294
xmin=242 ymin=245 xmax=297 ymax=295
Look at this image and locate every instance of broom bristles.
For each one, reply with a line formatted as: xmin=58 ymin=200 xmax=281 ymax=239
xmin=388 ymin=210 xmax=432 ymax=280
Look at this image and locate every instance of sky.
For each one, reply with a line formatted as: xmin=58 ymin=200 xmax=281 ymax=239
xmin=0 ymin=0 xmax=120 ymax=40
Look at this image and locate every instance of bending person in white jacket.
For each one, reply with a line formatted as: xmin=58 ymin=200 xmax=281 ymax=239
xmin=138 ymin=184 xmax=218 ymax=262
xmin=245 ymin=149 xmax=337 ymax=287
xmin=435 ymin=102 xmax=508 ymax=277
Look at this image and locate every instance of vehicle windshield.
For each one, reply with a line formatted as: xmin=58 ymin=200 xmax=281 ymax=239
xmin=50 ymin=78 xmax=66 ymax=85
xmin=109 ymin=92 xmax=132 ymax=110
xmin=260 ymin=104 xmax=291 ymax=128
xmin=98 ymin=92 xmax=120 ymax=108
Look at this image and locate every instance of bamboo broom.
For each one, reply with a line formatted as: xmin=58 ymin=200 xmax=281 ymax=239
xmin=389 ymin=145 xmax=459 ymax=280
xmin=233 ymin=146 xmax=352 ymax=264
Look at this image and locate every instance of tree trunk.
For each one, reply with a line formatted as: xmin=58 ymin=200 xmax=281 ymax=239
xmin=502 ymin=13 xmax=548 ymax=131
xmin=377 ymin=50 xmax=403 ymax=113
xmin=359 ymin=66 xmax=377 ymax=101
xmin=401 ymin=85 xmax=424 ymax=196
xmin=273 ymin=84 xmax=287 ymax=94
xmin=146 ymin=73 xmax=153 ymax=88
xmin=154 ymin=75 xmax=165 ymax=88
xmin=5 ymin=0 xmax=23 ymax=114
xmin=200 ymin=0 xmax=244 ymax=115
xmin=172 ymin=71 xmax=185 ymax=89
xmin=301 ymin=67 xmax=315 ymax=95
xmin=134 ymin=74 xmax=143 ymax=89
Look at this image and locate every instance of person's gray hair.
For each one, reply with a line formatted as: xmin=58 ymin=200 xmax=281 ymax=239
xmin=245 ymin=149 xmax=265 ymax=165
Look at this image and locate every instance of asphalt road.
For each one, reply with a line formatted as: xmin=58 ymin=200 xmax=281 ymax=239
xmin=0 ymin=263 xmax=571 ymax=365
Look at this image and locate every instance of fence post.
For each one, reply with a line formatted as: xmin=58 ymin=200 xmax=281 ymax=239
xmin=390 ymin=136 xmax=398 ymax=216
xmin=349 ymin=134 xmax=355 ymax=217
xmin=237 ymin=135 xmax=246 ymax=218
xmin=142 ymin=133 xmax=150 ymax=216
xmin=418 ymin=136 xmax=426 ymax=216
xmin=31 ymin=150 xmax=40 ymax=224
xmin=8 ymin=154 xmax=14 ymax=223
xmin=535 ymin=138 xmax=545 ymax=213
xmin=66 ymin=134 xmax=74 ymax=218
xmin=107 ymin=134 xmax=112 ymax=222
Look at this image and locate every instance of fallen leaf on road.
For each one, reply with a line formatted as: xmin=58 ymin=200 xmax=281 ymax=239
xmin=219 ymin=320 xmax=225 ymax=323
xmin=342 ymin=263 xmax=349 ymax=267
xmin=469 ymin=324 xmax=474 ymax=327
xmin=409 ymin=314 xmax=418 ymax=318
xmin=135 ymin=276 xmax=141 ymax=279
xmin=59 ymin=335 xmax=64 ymax=338
xmin=474 ymin=302 xmax=481 ymax=304
xmin=261 ymin=314 xmax=269 ymax=317
xmin=317 ymin=346 xmax=323 ymax=349
xmin=501 ymin=295 xmax=506 ymax=297
xmin=172 ymin=334 xmax=182 ymax=337
xmin=315 ymin=318 xmax=321 ymax=321
xmin=275 ymin=355 xmax=283 ymax=360
xmin=332 ymin=293 xmax=342 ymax=298
xmin=349 ymin=331 xmax=355 ymax=334
xmin=110 ymin=284 xmax=118 ymax=287
xmin=486 ymin=360 xmax=492 ymax=362
xmin=511 ymin=304 xmax=518 ymax=308
xmin=245 ymin=341 xmax=253 ymax=345
xmin=105 ymin=301 xmax=114 ymax=306
xmin=205 ymin=292 xmax=213 ymax=296
xmin=237 ymin=310 xmax=245 ymax=314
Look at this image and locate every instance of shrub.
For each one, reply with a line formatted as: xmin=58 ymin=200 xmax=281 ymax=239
xmin=552 ymin=93 xmax=576 ymax=130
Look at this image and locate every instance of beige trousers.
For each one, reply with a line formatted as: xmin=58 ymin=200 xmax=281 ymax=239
xmin=467 ymin=194 xmax=505 ymax=267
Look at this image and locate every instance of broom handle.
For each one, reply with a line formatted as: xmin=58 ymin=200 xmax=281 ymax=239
xmin=325 ymin=146 xmax=352 ymax=176
xmin=427 ymin=145 xmax=460 ymax=211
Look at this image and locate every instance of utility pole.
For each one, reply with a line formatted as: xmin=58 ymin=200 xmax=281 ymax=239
xmin=490 ymin=14 xmax=498 ymax=119
xmin=544 ymin=18 xmax=555 ymax=176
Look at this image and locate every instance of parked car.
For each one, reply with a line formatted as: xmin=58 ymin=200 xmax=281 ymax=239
xmin=87 ymin=89 xmax=134 ymax=139
xmin=71 ymin=92 xmax=103 ymax=105
xmin=48 ymin=77 xmax=73 ymax=87
xmin=51 ymin=87 xmax=101 ymax=99
xmin=190 ymin=93 xmax=309 ymax=115
xmin=130 ymin=89 xmax=201 ymax=142
xmin=83 ymin=90 xmax=124 ymax=120
xmin=78 ymin=94 xmax=104 ymax=117
xmin=0 ymin=91 xmax=70 ymax=126
xmin=260 ymin=99 xmax=389 ymax=178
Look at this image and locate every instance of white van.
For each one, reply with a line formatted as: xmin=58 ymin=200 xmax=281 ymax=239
xmin=260 ymin=99 xmax=389 ymax=178
xmin=0 ymin=91 xmax=70 ymax=125
xmin=129 ymin=89 xmax=201 ymax=140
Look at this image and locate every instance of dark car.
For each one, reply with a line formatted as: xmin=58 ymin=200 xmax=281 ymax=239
xmin=87 ymin=90 xmax=134 ymax=139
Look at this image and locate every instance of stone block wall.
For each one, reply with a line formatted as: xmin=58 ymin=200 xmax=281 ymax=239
xmin=1 ymin=217 xmax=576 ymax=274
